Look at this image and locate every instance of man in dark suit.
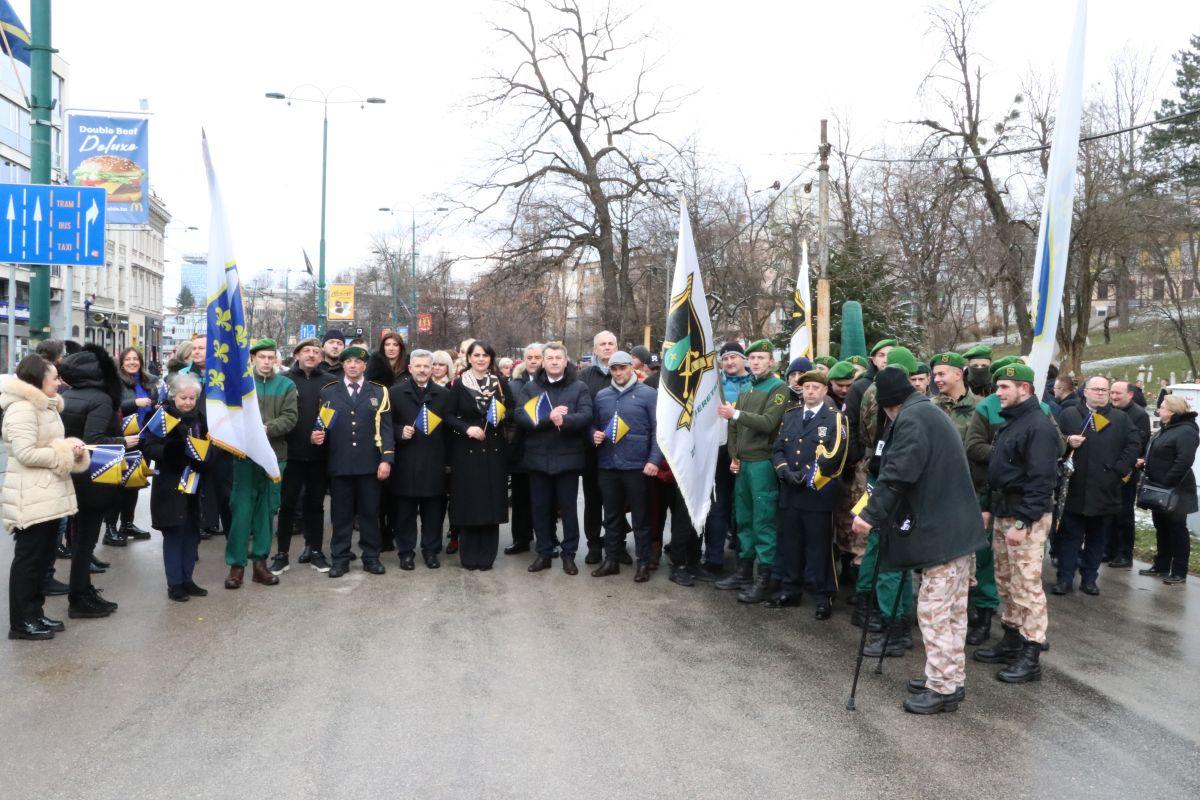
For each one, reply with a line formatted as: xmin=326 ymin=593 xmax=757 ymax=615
xmin=769 ymin=370 xmax=849 ymax=619
xmin=313 ymin=346 xmax=394 ymax=578
xmin=388 ymin=349 xmax=451 ymax=570
xmin=1106 ymin=380 xmax=1152 ymax=568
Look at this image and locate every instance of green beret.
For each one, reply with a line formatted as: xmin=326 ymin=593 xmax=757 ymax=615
xmin=963 ymin=344 xmax=993 ymax=361
xmin=292 ymin=337 xmax=321 ymax=356
xmin=797 ymin=369 xmax=828 ymax=386
xmin=884 ymin=346 xmax=918 ymax=376
xmin=914 ymin=361 xmax=931 ymax=375
xmin=994 ymin=362 xmax=1035 ymax=384
xmin=828 ymin=361 xmax=856 ymax=381
xmin=932 ymin=352 xmax=967 ymax=370
xmin=814 ymin=355 xmax=838 ymax=368
xmin=339 ymin=346 xmax=369 ymax=363
xmin=870 ymin=338 xmax=898 ymax=356
xmin=745 ymin=339 xmax=774 ymax=356
xmin=846 ymin=355 xmax=868 ymax=368
xmin=249 ymin=338 xmax=277 ymax=354
xmin=990 ymin=356 xmax=1020 ymax=376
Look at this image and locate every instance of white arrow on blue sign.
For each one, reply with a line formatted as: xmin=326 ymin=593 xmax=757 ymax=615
xmin=0 ymin=183 xmax=107 ymax=267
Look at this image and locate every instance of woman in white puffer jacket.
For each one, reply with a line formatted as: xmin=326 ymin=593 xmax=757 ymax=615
xmin=2 ymin=354 xmax=89 ymax=641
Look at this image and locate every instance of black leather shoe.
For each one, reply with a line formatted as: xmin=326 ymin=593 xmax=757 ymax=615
xmin=399 ymin=554 xmax=416 ymax=571
xmin=121 ymin=523 xmax=151 ymax=541
xmin=814 ymin=598 xmax=832 ymax=620
xmin=1080 ymin=582 xmax=1100 ymax=596
xmin=328 ymin=563 xmax=348 ymax=578
xmin=37 ymin=616 xmax=65 ymax=632
xmin=562 ymin=557 xmax=579 ymax=576
xmin=182 ymin=581 xmax=208 ymax=597
xmin=1107 ymin=557 xmax=1132 ymax=569
xmin=1163 ymin=575 xmax=1187 ymax=585
xmin=168 ymin=585 xmax=190 ymax=602
xmin=634 ymin=565 xmax=651 ymax=582
xmin=91 ymin=555 xmax=110 ymax=569
xmin=668 ymin=566 xmax=695 ymax=586
xmin=906 ymin=679 xmax=966 ymax=702
xmin=584 ymin=549 xmax=602 ymax=565
xmin=8 ymin=621 xmax=54 ymax=640
xmin=765 ymin=592 xmax=803 ymax=609
xmin=87 ymin=586 xmax=118 ymax=612
xmin=591 ymin=560 xmax=620 ymax=577
xmin=504 ymin=542 xmax=530 ymax=555
xmin=1138 ymin=567 xmax=1166 ymax=576
xmin=363 ymin=561 xmax=386 ymax=575
xmin=903 ymin=688 xmax=961 ymax=714
xmin=423 ymin=553 xmax=441 ymax=569
xmin=67 ymin=595 xmax=110 ymax=619
xmin=103 ymin=527 xmax=128 ymax=547
xmin=616 ymin=550 xmax=633 ymax=565
xmin=527 ymin=556 xmax=553 ymax=573
xmin=1050 ymin=581 xmax=1072 ymax=595
xmin=41 ymin=576 xmax=69 ymax=596
xmin=56 ymin=543 xmax=72 ymax=560
xmin=89 ymin=561 xmax=105 ymax=574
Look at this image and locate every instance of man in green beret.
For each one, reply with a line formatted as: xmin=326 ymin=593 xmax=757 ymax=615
xmin=224 ymin=338 xmax=298 ymax=589
xmin=827 ymin=361 xmax=856 ymax=407
xmin=932 ymin=352 xmax=976 ymax=440
xmin=716 ymin=339 xmax=790 ymax=603
xmin=813 ymin=355 xmax=838 ymax=374
xmin=963 ymin=344 xmax=994 ymax=399
xmin=910 ymin=361 xmax=932 ymax=395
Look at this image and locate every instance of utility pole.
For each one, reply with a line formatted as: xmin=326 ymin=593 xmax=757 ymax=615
xmin=816 ymin=119 xmax=831 ymax=357
xmin=27 ymin=0 xmax=52 ymax=342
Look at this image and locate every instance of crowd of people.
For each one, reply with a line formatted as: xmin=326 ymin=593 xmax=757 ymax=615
xmin=2 ymin=327 xmax=1196 ymax=715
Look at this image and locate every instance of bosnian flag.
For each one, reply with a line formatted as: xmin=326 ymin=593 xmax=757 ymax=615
xmin=487 ymin=396 xmax=506 ymax=427
xmin=417 ymin=403 xmax=442 ymax=435
xmin=522 ymin=392 xmax=552 ymax=425
xmin=605 ymin=413 xmax=629 ymax=444
xmin=1027 ymin=0 xmax=1088 ymax=394
xmin=201 ymin=132 xmax=280 ymax=480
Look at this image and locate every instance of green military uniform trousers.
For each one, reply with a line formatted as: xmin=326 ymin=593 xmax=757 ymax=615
xmin=734 ymin=459 xmax=778 ymax=567
xmin=855 ymin=529 xmax=914 ymax=621
xmin=969 ymin=525 xmax=999 ymax=611
xmin=225 ymin=458 xmax=285 ymax=567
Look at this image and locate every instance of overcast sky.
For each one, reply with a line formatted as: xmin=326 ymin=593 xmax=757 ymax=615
xmin=28 ymin=0 xmax=1197 ymax=299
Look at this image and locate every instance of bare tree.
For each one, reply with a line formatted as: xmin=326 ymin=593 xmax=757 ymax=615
xmin=468 ymin=0 xmax=682 ymax=331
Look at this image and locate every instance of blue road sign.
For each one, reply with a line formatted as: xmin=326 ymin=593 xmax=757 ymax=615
xmin=0 ymin=183 xmax=107 ymax=266
xmin=299 ymin=324 xmax=317 ymax=341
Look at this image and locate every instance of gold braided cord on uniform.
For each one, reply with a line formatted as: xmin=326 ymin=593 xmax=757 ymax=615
xmin=370 ymin=381 xmax=391 ymax=453
xmin=810 ymin=411 xmax=849 ymax=491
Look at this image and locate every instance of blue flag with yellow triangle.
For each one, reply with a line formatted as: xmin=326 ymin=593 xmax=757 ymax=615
xmin=523 ymin=392 xmax=553 ymax=425
xmin=178 ymin=465 xmax=201 ymax=495
xmin=140 ymin=405 xmax=180 ymax=441
xmin=487 ymin=396 xmax=506 ymax=427
xmin=314 ymin=404 xmax=337 ymax=432
xmin=605 ymin=413 xmax=630 ymax=444
xmin=417 ymin=403 xmax=442 ymax=435
xmin=121 ymin=413 xmax=140 ymax=436
xmin=87 ymin=445 xmax=125 ymax=485
xmin=1085 ymin=410 xmax=1109 ymax=434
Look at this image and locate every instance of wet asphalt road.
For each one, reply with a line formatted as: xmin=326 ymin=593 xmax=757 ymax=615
xmin=1 ymin=502 xmax=1198 ymax=800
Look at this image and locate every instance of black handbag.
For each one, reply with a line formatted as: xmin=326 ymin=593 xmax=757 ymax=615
xmin=1136 ymin=478 xmax=1181 ymax=513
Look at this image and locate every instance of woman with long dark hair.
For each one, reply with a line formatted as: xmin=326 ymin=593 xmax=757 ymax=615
xmin=2 ymin=355 xmax=89 ymax=640
xmin=107 ymin=347 xmax=160 ymax=546
xmin=366 ymin=331 xmax=408 ymax=388
xmin=445 ymin=340 xmax=512 ymax=570
xmin=1139 ymin=394 xmax=1198 ymax=585
xmin=59 ymin=344 xmax=141 ymax=619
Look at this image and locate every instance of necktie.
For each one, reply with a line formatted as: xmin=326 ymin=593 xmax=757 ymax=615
xmin=350 ymin=382 xmax=360 ymax=398
xmin=804 ymin=410 xmax=813 ymax=424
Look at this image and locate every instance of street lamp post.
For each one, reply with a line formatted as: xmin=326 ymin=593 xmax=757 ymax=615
xmin=265 ymin=266 xmax=307 ymax=344
xmin=378 ymin=205 xmax=448 ymax=343
xmin=266 ymin=87 xmax=385 ymax=338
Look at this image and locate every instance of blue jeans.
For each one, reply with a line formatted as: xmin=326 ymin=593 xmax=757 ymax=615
xmin=161 ymin=521 xmax=201 ymax=587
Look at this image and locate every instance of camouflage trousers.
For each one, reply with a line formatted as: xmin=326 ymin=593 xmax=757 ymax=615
xmin=833 ymin=472 xmax=866 ymax=560
xmin=993 ymin=514 xmax=1050 ymax=645
xmin=917 ymin=554 xmax=971 ymax=695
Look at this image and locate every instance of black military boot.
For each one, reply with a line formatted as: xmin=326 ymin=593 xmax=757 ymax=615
xmin=896 ymin=616 xmax=914 ymax=650
xmin=862 ymin=618 xmax=907 ymax=658
xmin=102 ymin=523 xmax=127 ymax=547
xmin=974 ymin=623 xmax=1022 ymax=664
xmin=850 ymin=593 xmax=871 ymax=628
xmin=903 ymin=688 xmax=961 ymax=715
xmin=715 ymin=559 xmax=753 ymax=591
xmin=997 ymin=638 xmax=1043 ymax=683
xmin=737 ymin=568 xmax=772 ymax=604
xmin=966 ymin=608 xmax=994 ymax=646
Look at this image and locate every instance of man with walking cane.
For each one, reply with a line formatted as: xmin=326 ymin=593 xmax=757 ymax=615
xmin=849 ymin=367 xmax=987 ymax=715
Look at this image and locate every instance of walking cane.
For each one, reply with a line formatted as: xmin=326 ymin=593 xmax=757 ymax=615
xmin=845 ymin=542 xmax=882 ymax=711
xmin=873 ymin=569 xmax=908 ymax=675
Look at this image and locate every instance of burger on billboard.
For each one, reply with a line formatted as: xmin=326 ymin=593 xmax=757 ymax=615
xmin=67 ymin=114 xmax=150 ymax=224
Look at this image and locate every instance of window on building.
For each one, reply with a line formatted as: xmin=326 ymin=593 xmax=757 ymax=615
xmin=1154 ymin=280 xmax=1165 ymax=301
xmin=1096 ymin=283 xmax=1109 ymax=300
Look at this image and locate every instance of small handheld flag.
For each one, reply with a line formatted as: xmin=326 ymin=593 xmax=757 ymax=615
xmin=1085 ymin=411 xmax=1109 ymax=434
xmin=140 ymin=406 xmax=180 ymax=440
xmin=487 ymin=396 xmax=506 ymax=427
xmin=87 ymin=445 xmax=125 ymax=485
xmin=186 ymin=434 xmax=211 ymax=462
xmin=120 ymin=452 xmax=156 ymax=489
xmin=314 ymin=404 xmax=337 ymax=432
xmin=605 ymin=414 xmax=630 ymax=444
xmin=157 ymin=380 xmax=168 ymax=405
xmin=122 ymin=414 xmax=140 ymax=436
xmin=523 ymin=392 xmax=553 ymax=425
xmin=178 ymin=465 xmax=201 ymax=495
xmin=416 ymin=403 xmax=442 ymax=435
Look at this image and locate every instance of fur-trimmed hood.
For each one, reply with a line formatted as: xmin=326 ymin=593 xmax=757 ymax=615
xmin=60 ymin=343 xmax=124 ymax=410
xmin=0 ymin=374 xmax=64 ymax=413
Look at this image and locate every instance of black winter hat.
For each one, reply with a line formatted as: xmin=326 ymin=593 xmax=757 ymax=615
xmin=875 ymin=366 xmax=915 ymax=407
xmin=719 ymin=341 xmax=745 ymax=358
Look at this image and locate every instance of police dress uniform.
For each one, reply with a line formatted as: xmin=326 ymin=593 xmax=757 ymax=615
xmin=320 ymin=372 xmax=394 ymax=572
xmin=770 ymin=386 xmax=848 ymax=615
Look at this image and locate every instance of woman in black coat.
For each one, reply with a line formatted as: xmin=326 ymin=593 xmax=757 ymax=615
xmin=59 ymin=344 xmax=140 ymax=618
xmin=141 ymin=373 xmax=216 ymax=601
xmin=109 ymin=347 xmax=162 ymax=545
xmin=366 ymin=331 xmax=408 ymax=551
xmin=1139 ymin=396 xmax=1198 ymax=585
xmin=445 ymin=340 xmax=512 ymax=570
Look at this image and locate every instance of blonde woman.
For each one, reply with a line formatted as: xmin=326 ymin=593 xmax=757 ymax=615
xmin=1139 ymin=394 xmax=1198 ymax=585
xmin=2 ymin=355 xmax=89 ymax=640
xmin=430 ymin=350 xmax=455 ymax=387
